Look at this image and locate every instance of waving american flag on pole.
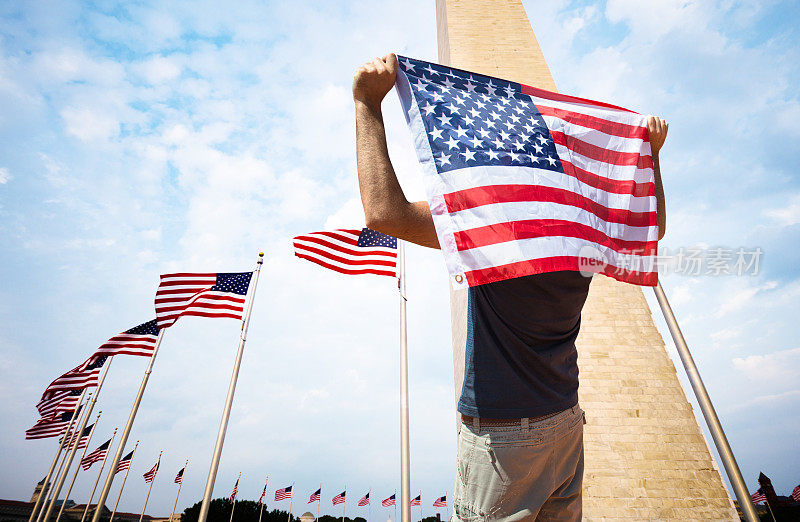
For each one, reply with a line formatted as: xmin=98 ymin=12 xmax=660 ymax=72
xmin=395 ymin=55 xmax=659 ymax=287
xmin=275 ymin=485 xmax=292 ymax=501
xmin=42 ymin=356 xmax=107 ymax=395
xmin=36 ymin=390 xmax=81 ymax=418
xmin=143 ymin=456 xmax=160 ymax=483
xmin=293 ymin=228 xmax=397 ymax=277
xmin=116 ymin=449 xmax=135 ymax=474
xmin=25 ymin=407 xmax=81 ymax=440
xmin=82 ymin=438 xmax=112 ymax=470
xmin=155 ymin=272 xmax=253 ymax=328
xmin=230 ymin=477 xmax=239 ymax=503
xmin=94 ymin=320 xmax=160 ymax=357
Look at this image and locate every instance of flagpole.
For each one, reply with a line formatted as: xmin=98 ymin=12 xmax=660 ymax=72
xmin=170 ymin=459 xmax=188 ymax=522
xmin=287 ymin=481 xmax=295 ymax=522
xmin=765 ymin=499 xmax=777 ymax=522
xmin=37 ymin=394 xmax=91 ymax=522
xmin=444 ymin=492 xmax=448 ymax=522
xmin=764 ymin=495 xmax=778 ymax=522
xmin=418 ymin=492 xmax=422 ymax=522
xmin=367 ymin=489 xmax=371 ymax=522
xmin=40 ymin=390 xmax=95 ymax=522
xmin=197 ymin=253 xmax=264 ymax=522
xmin=138 ymin=451 xmax=162 ymax=522
xmin=397 ymin=242 xmax=411 ymax=522
xmin=56 ymin=411 xmax=102 ymax=522
xmin=28 ymin=389 xmax=88 ymax=522
xmin=229 ymin=472 xmax=241 ymax=522
xmin=257 ymin=476 xmax=268 ymax=522
xmin=91 ymin=329 xmax=166 ymax=522
xmin=652 ymin=282 xmax=758 ymax=522
xmin=315 ymin=484 xmax=321 ymax=522
xmin=81 ymin=428 xmax=118 ymax=522
xmin=394 ymin=490 xmax=396 ymax=522
xmin=109 ymin=440 xmax=139 ymax=522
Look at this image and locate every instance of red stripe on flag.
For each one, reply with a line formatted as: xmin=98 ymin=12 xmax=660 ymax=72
xmin=179 ymin=311 xmax=245 ymax=320
xmin=294 ymin=253 xmax=396 ymax=277
xmin=444 ymin=185 xmax=657 ymax=227
xmin=154 ymin=287 xmax=209 ymax=297
xmin=309 ymin=230 xmax=361 ymax=243
xmin=559 ymin=158 xmax=654 ymax=197
xmin=550 ymin=131 xmax=653 ymax=169
xmin=156 ymin=300 xmax=244 ymax=314
xmin=453 ymin=219 xmax=657 ymax=254
xmin=160 ymin=273 xmax=217 ymax=279
xmin=293 ymin=244 xmax=397 ymax=267
xmin=157 ymin=279 xmax=217 ymax=287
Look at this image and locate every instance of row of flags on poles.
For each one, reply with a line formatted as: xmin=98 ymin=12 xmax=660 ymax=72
xmin=266 ymin=487 xmax=444 ymax=509
xmin=27 ymin=227 xmax=393 ymax=443
xmin=25 ymin=269 xmax=257 ymax=441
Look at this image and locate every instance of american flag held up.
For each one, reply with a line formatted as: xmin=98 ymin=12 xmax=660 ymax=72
xmin=395 ymin=55 xmax=659 ymax=287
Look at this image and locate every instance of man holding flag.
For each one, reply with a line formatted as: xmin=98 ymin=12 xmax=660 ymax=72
xmin=352 ymin=53 xmax=669 ymax=521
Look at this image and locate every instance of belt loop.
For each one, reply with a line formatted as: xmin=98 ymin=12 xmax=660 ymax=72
xmin=521 ymin=417 xmax=529 ymax=429
xmin=472 ymin=416 xmax=480 ymax=431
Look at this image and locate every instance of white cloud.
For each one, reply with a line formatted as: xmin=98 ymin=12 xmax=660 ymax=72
xmin=715 ymin=280 xmax=777 ymax=317
xmin=732 ymin=347 xmax=800 ymax=390
xmin=134 ymin=55 xmax=183 ymax=84
xmin=60 ymin=106 xmax=120 ymax=142
xmin=764 ymin=194 xmax=800 ymax=226
xmin=0 ymin=167 xmax=11 ymax=184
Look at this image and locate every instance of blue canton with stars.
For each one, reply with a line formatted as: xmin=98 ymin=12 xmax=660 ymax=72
xmin=397 ymin=55 xmax=564 ymax=175
xmin=213 ymin=272 xmax=253 ymax=295
xmin=357 ymin=228 xmax=398 ymax=249
xmin=125 ymin=319 xmax=160 ymax=335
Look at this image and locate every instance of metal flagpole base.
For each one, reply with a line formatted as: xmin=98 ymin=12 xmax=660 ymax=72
xmin=652 ymin=282 xmax=758 ymax=522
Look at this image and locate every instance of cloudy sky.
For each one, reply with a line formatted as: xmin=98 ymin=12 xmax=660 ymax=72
xmin=1 ymin=0 xmax=799 ymax=516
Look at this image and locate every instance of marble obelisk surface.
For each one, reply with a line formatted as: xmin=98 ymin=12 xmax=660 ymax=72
xmin=435 ymin=0 xmax=738 ymax=519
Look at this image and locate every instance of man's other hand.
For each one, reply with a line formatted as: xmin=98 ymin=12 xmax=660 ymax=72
xmin=647 ymin=115 xmax=669 ymax=155
xmin=353 ymin=54 xmax=398 ymax=110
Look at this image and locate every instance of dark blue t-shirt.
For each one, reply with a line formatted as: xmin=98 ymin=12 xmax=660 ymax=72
xmin=457 ymin=271 xmax=592 ymax=419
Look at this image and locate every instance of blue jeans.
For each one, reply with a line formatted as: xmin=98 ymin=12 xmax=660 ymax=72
xmin=453 ymin=405 xmax=585 ymax=521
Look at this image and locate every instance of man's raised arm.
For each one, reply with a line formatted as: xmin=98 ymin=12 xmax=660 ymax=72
xmin=352 ymin=53 xmax=439 ymax=249
xmin=647 ymin=115 xmax=668 ymax=240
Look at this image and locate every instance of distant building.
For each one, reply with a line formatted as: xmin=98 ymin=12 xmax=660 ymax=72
xmin=30 ymin=479 xmax=50 ymax=505
xmin=299 ymin=512 xmax=315 ymax=522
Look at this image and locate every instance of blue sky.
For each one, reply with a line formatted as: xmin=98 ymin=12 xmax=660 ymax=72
xmin=1 ymin=0 xmax=799 ymax=516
